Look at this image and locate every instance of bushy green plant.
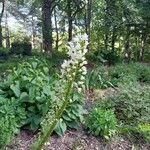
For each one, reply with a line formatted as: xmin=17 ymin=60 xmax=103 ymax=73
xmin=108 ymin=63 xmax=150 ymax=86
xmin=85 ymin=50 xmax=106 ymax=64
xmin=86 ymin=66 xmax=113 ymax=89
xmin=134 ymin=63 xmax=150 ymax=83
xmin=101 ymin=50 xmax=121 ymax=65
xmin=144 ymin=49 xmax=150 ymax=62
xmin=85 ymin=107 xmax=117 ymax=139
xmin=0 ymin=58 xmax=57 ymax=131
xmin=138 ymin=124 xmax=150 ymax=141
xmin=108 ymin=64 xmax=137 ymax=86
xmin=86 ymin=62 xmax=150 ymax=91
xmin=11 ymin=41 xmax=32 ymax=56
xmin=0 ymin=47 xmax=10 ymax=58
xmin=99 ymin=83 xmax=150 ymax=126
xmin=86 ymin=49 xmax=121 ymax=65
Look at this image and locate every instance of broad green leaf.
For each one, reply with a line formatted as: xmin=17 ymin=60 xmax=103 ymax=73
xmin=20 ymin=92 xmax=28 ymax=101
xmin=10 ymin=81 xmax=20 ymax=98
xmin=55 ymin=119 xmax=67 ymax=136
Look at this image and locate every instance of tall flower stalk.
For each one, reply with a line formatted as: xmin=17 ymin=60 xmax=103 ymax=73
xmin=30 ymin=33 xmax=88 ymax=150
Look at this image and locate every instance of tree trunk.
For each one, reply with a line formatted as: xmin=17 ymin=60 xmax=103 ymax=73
xmin=67 ymin=0 xmax=73 ymax=41
xmin=124 ymin=26 xmax=130 ymax=63
xmin=5 ymin=0 xmax=10 ymax=48
xmin=85 ymin=0 xmax=92 ymax=50
xmin=111 ymin=26 xmax=117 ymax=52
xmin=54 ymin=8 xmax=59 ymax=51
xmin=104 ymin=0 xmax=111 ymax=51
xmin=140 ymin=31 xmax=147 ymax=62
xmin=42 ymin=0 xmax=53 ymax=56
xmin=104 ymin=33 xmax=109 ymax=51
xmin=31 ymin=15 xmax=36 ymax=49
xmin=0 ymin=0 xmax=5 ymax=47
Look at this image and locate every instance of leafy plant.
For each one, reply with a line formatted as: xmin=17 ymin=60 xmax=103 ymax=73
xmin=0 ymin=97 xmax=26 ymax=149
xmin=108 ymin=64 xmax=138 ymax=86
xmin=86 ymin=66 xmax=113 ymax=90
xmin=135 ymin=63 xmax=150 ymax=83
xmin=0 ymin=58 xmax=57 ymax=131
xmin=85 ymin=107 xmax=117 ymax=140
xmin=55 ymin=92 xmax=86 ymax=136
xmin=99 ymin=83 xmax=150 ymax=126
xmin=138 ymin=124 xmax=150 ymax=141
xmin=0 ymin=47 xmax=10 ymax=59
xmin=101 ymin=50 xmax=121 ymax=65
xmin=108 ymin=63 xmax=150 ymax=86
xmin=11 ymin=41 xmax=32 ymax=56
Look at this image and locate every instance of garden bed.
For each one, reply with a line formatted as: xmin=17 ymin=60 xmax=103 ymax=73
xmin=6 ymin=128 xmax=150 ymax=150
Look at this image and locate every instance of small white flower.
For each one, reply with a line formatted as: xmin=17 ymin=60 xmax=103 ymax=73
xmin=60 ymin=33 xmax=88 ymax=92
xmin=82 ymin=61 xmax=88 ymax=65
xmin=78 ymin=81 xmax=84 ymax=85
xmin=83 ymin=48 xmax=88 ymax=54
xmin=82 ymin=66 xmax=87 ymax=72
xmin=78 ymin=87 xmax=82 ymax=92
xmin=82 ymin=33 xmax=88 ymax=41
xmin=80 ymin=76 xmax=85 ymax=81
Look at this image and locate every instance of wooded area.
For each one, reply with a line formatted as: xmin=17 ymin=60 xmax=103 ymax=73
xmin=0 ymin=0 xmax=150 ymax=150
xmin=0 ymin=0 xmax=149 ymax=62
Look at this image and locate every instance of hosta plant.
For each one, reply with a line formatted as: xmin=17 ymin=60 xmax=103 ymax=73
xmin=0 ymin=59 xmax=57 ymax=131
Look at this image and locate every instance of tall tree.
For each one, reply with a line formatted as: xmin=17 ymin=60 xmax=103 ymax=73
xmin=0 ymin=0 xmax=5 ymax=47
xmin=5 ymin=0 xmax=10 ymax=48
xmin=42 ymin=0 xmax=61 ymax=56
xmin=85 ymin=0 xmax=92 ymax=50
xmin=65 ymin=0 xmax=85 ymax=41
xmin=54 ymin=7 xmax=59 ymax=51
xmin=42 ymin=0 xmax=53 ymax=55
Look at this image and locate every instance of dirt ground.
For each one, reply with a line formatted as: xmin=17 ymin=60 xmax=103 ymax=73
xmin=5 ymin=128 xmax=150 ymax=150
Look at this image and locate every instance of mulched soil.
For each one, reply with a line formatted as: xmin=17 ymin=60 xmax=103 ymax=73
xmin=6 ymin=128 xmax=150 ymax=150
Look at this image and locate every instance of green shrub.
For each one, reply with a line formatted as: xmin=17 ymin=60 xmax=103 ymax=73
xmin=134 ymin=63 xmax=150 ymax=83
xmin=0 ymin=59 xmax=57 ymax=131
xmin=99 ymin=83 xmax=150 ymax=126
xmin=108 ymin=64 xmax=137 ymax=86
xmin=144 ymin=49 xmax=150 ymax=62
xmin=138 ymin=124 xmax=150 ymax=141
xmin=11 ymin=41 xmax=32 ymax=56
xmin=86 ymin=49 xmax=121 ymax=65
xmin=86 ymin=50 xmax=106 ymax=64
xmin=86 ymin=66 xmax=113 ymax=89
xmin=85 ymin=107 xmax=117 ymax=139
xmin=101 ymin=50 xmax=121 ymax=65
xmin=0 ymin=47 xmax=10 ymax=58
xmin=85 ymin=62 xmax=150 ymax=89
xmin=108 ymin=63 xmax=150 ymax=86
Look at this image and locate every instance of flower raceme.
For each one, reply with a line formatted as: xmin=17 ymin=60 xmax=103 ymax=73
xmin=30 ymin=33 xmax=88 ymax=150
xmin=61 ymin=33 xmax=88 ymax=92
